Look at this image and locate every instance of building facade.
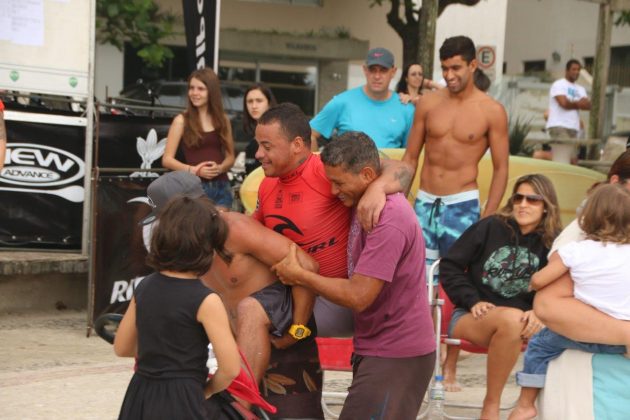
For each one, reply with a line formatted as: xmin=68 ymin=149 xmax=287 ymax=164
xmin=94 ymin=0 xmax=629 ymax=116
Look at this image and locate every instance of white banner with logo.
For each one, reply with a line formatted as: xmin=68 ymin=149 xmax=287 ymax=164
xmin=0 ymin=110 xmax=85 ymax=248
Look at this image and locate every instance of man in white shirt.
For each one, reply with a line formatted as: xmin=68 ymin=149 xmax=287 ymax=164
xmin=546 ymin=59 xmax=591 ymax=140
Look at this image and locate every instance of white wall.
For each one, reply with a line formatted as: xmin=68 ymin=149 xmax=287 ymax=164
xmin=505 ymin=0 xmax=630 ymax=77
xmin=94 ymin=44 xmax=124 ymax=101
xmin=222 ymin=0 xmax=508 ymax=89
xmin=435 ymin=0 xmax=509 ymax=84
xmin=94 ymin=0 xmax=628 ymax=100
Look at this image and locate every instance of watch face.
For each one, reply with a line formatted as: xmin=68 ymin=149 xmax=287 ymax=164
xmin=294 ymin=327 xmax=305 ymax=338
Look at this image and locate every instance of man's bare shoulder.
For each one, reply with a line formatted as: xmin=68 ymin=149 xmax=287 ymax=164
xmin=222 ymin=211 xmax=256 ymax=233
xmin=221 ymin=212 xmax=265 ymax=255
xmin=223 ymin=212 xmax=283 ymax=242
xmin=476 ymin=93 xmax=506 ymax=120
xmin=418 ymin=89 xmax=448 ymax=112
xmin=474 ymin=91 xmax=503 ymax=108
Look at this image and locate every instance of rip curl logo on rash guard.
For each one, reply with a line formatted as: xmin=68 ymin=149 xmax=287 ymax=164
xmin=481 ymin=246 xmax=539 ymax=298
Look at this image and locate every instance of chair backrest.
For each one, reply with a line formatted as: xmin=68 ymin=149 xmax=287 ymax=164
xmin=315 ymin=337 xmax=353 ymax=371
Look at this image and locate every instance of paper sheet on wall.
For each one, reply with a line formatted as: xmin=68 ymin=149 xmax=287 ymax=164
xmin=0 ymin=0 xmax=89 ymax=97
xmin=0 ymin=0 xmax=12 ymax=41
xmin=9 ymin=0 xmax=44 ymax=46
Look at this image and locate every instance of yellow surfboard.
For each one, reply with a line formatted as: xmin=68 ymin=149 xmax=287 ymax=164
xmin=240 ymin=150 xmax=605 ymax=227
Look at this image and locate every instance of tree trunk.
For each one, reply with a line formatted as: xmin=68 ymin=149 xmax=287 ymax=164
xmin=401 ymin=25 xmax=419 ymax=70
xmin=418 ymin=0 xmax=438 ymax=78
xmin=380 ymin=0 xmax=481 ymax=72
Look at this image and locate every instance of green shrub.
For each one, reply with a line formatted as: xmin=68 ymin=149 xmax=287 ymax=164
xmin=509 ymin=115 xmax=533 ymax=156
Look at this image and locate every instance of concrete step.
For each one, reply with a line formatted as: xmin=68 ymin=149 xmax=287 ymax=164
xmin=0 ymin=251 xmax=88 ymax=313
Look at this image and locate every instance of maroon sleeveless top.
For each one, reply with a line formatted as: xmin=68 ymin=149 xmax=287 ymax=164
xmin=182 ymin=131 xmax=228 ymax=182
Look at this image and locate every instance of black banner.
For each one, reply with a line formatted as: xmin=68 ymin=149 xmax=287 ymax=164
xmin=98 ymin=114 xmax=173 ymax=171
xmin=91 ymin=176 xmax=154 ymax=321
xmin=91 ymin=114 xmax=176 ymax=319
xmin=182 ymin=0 xmax=219 ymax=72
xmin=0 ymin=115 xmax=85 ymax=249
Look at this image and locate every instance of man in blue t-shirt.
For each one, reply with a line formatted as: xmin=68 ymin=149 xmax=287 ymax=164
xmin=310 ymin=48 xmax=415 ymax=149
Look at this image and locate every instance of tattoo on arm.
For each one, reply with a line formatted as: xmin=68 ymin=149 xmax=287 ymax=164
xmin=395 ymin=166 xmax=412 ymax=191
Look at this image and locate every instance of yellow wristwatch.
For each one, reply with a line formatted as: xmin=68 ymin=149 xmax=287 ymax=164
xmin=288 ymin=324 xmax=312 ymax=340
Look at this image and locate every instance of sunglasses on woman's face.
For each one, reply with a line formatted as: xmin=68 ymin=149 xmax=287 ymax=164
xmin=512 ymin=193 xmax=544 ymax=204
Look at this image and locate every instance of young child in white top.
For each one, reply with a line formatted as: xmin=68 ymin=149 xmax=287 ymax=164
xmin=509 ymin=183 xmax=630 ymax=420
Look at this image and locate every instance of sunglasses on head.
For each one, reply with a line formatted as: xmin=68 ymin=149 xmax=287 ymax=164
xmin=512 ymin=193 xmax=544 ymax=204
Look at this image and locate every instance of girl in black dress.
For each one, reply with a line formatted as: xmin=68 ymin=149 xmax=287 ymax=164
xmin=115 ymin=196 xmax=240 ymax=420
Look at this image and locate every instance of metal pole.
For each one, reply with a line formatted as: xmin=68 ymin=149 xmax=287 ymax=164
xmin=82 ymin=0 xmax=96 ymax=256
xmin=214 ymin=0 xmax=221 ymax=73
xmin=588 ymin=1 xmax=613 ymax=141
xmin=84 ymin=0 xmax=97 ymax=332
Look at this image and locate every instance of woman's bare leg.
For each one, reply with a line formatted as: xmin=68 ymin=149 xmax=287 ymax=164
xmin=535 ymin=273 xmax=630 ymax=350
xmin=442 ymin=345 xmax=462 ymax=391
xmin=452 ymin=307 xmax=525 ymax=420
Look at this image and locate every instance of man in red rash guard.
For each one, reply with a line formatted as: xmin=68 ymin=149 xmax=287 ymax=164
xmin=253 ymin=103 xmax=407 ymax=337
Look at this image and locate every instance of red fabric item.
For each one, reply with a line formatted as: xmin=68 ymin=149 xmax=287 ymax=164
xmin=316 ymin=337 xmax=353 ymax=371
xmin=0 ymin=99 xmax=4 ymax=111
xmin=210 ymin=349 xmax=277 ymax=414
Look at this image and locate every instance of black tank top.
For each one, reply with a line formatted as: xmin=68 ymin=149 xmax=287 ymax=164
xmin=134 ymin=272 xmax=213 ymax=383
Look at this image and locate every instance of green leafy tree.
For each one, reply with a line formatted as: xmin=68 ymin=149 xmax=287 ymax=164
xmin=96 ymin=0 xmax=175 ymax=69
xmin=370 ymin=0 xmax=480 ymax=70
xmin=615 ymin=10 xmax=630 ymax=26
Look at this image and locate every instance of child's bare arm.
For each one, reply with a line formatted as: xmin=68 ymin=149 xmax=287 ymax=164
xmin=199 ymin=294 xmax=240 ymax=397
xmin=113 ymin=298 xmax=138 ymax=357
xmin=530 ymin=253 xmax=569 ymax=291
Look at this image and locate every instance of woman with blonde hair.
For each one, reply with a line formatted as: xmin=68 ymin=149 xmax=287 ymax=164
xmin=162 ymin=68 xmax=235 ymax=210
xmin=509 ymin=183 xmax=630 ymax=420
xmin=440 ymin=174 xmax=562 ymax=420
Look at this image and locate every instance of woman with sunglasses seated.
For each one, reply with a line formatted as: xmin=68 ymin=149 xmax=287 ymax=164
xmin=439 ymin=174 xmax=562 ymax=420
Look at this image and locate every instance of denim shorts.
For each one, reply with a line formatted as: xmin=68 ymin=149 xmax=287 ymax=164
xmin=517 ymin=328 xmax=626 ymax=388
xmin=201 ymin=179 xmax=233 ymax=208
xmin=448 ymin=307 xmax=469 ymax=337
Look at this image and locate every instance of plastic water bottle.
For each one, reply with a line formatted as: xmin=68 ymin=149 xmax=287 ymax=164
xmin=427 ymin=375 xmax=445 ymax=419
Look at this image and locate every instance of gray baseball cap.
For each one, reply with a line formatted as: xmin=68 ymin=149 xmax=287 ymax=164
xmin=365 ymin=47 xmax=395 ymax=69
xmin=139 ymin=171 xmax=205 ymax=225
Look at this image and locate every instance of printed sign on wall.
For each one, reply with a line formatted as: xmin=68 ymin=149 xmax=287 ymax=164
xmin=0 ymin=114 xmax=85 ymax=248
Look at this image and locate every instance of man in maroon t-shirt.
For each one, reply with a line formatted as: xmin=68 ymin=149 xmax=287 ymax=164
xmin=273 ymin=131 xmax=436 ymax=420
xmin=253 ymin=103 xmax=409 ymax=338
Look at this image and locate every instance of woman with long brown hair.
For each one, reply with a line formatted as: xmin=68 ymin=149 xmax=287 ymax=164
xmin=162 ymin=68 xmax=235 ymax=210
xmin=242 ymin=83 xmax=277 ymax=175
xmin=395 ymin=63 xmax=439 ymax=104
xmin=440 ymin=174 xmax=562 ymax=420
